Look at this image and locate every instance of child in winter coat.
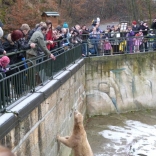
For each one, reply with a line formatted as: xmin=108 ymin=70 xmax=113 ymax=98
xmin=103 ymin=37 xmax=112 ymax=55
xmin=0 ymin=56 xmax=10 ymax=105
xmin=133 ymin=30 xmax=144 ymax=52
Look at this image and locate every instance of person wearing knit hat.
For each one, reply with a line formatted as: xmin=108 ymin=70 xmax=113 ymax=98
xmin=0 ymin=56 xmax=11 ymax=105
xmin=132 ymin=20 xmax=139 ymax=35
xmin=0 ymin=56 xmax=10 ymax=68
xmin=11 ymin=30 xmax=23 ymax=42
xmin=2 ymin=29 xmax=32 ymax=53
xmin=0 ymin=56 xmax=11 ymax=106
xmin=2 ymin=30 xmax=21 ymax=55
xmin=132 ymin=20 xmax=137 ymax=25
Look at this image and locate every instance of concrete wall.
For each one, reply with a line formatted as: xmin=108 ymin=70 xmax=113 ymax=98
xmin=85 ymin=52 xmax=156 ymax=116
xmin=0 ymin=59 xmax=86 ymax=156
xmin=1 ymin=52 xmax=156 ymax=155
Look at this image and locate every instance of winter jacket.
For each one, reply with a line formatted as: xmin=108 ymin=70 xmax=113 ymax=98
xmin=27 ymin=30 xmax=51 ymax=56
xmin=0 ymin=40 xmax=4 ymax=55
xmin=132 ymin=25 xmax=139 ymax=34
xmin=46 ymin=29 xmax=56 ymax=50
xmin=2 ymin=34 xmax=19 ymax=53
xmin=103 ymin=41 xmax=112 ymax=50
xmin=151 ymin=22 xmax=156 ymax=30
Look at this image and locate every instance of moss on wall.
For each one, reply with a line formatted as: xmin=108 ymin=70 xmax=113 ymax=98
xmin=85 ymin=53 xmax=156 ymax=76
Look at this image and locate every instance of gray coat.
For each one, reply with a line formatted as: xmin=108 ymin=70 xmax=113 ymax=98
xmin=27 ymin=30 xmax=51 ymax=56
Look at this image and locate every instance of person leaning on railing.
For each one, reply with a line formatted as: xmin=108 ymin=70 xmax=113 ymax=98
xmin=138 ymin=22 xmax=149 ymax=52
xmin=26 ymin=25 xmax=56 ymax=62
xmin=2 ymin=29 xmax=36 ymax=65
xmin=0 ymin=56 xmax=11 ymax=105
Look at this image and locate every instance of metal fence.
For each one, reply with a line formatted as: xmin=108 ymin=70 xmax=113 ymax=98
xmin=82 ymin=33 xmax=156 ymax=56
xmin=0 ymin=44 xmax=82 ymax=112
xmin=1 ymin=33 xmax=156 ymax=112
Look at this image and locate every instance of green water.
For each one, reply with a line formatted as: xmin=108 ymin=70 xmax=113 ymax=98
xmin=85 ymin=110 xmax=156 ymax=156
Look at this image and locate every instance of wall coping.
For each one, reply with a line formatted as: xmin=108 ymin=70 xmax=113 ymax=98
xmin=85 ymin=52 xmax=156 ymax=62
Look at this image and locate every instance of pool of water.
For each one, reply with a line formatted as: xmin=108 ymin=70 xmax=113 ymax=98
xmin=85 ymin=109 xmax=156 ymax=156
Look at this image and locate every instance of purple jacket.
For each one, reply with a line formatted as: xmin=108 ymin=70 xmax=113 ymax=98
xmin=126 ymin=31 xmax=135 ymax=41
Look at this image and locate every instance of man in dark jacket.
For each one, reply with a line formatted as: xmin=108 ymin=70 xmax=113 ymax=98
xmin=140 ymin=22 xmax=149 ymax=51
xmin=151 ymin=19 xmax=156 ymax=29
xmin=132 ymin=20 xmax=139 ymax=35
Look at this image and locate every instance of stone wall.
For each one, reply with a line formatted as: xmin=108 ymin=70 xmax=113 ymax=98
xmin=1 ymin=52 xmax=156 ymax=155
xmin=85 ymin=52 xmax=156 ymax=116
xmin=0 ymin=59 xmax=86 ymax=156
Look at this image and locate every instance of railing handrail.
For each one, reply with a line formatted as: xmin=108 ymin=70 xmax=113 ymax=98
xmin=0 ymin=44 xmax=82 ymax=112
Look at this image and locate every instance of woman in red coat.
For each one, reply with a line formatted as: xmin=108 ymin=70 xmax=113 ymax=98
xmin=46 ymin=20 xmax=56 ymax=51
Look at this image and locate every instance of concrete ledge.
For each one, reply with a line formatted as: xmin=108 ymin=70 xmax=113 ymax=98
xmin=85 ymin=52 xmax=156 ymax=62
xmin=0 ymin=59 xmax=85 ymax=140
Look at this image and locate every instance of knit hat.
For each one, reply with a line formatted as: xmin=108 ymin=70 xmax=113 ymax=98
xmin=0 ymin=27 xmax=3 ymax=38
xmin=11 ymin=30 xmax=23 ymax=42
xmin=0 ymin=56 xmax=10 ymax=67
xmin=132 ymin=20 xmax=137 ymax=25
xmin=63 ymin=22 xmax=68 ymax=28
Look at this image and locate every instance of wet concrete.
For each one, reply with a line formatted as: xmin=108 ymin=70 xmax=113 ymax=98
xmin=85 ymin=109 xmax=156 ymax=156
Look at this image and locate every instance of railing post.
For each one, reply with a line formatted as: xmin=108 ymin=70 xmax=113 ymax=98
xmin=26 ymin=59 xmax=35 ymax=92
xmin=0 ymin=73 xmax=5 ymax=111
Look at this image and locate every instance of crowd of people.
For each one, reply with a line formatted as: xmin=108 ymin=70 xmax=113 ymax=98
xmin=0 ymin=17 xmax=156 ymax=66
xmin=1 ymin=18 xmax=156 ymax=155
xmin=0 ymin=18 xmax=156 ymax=104
xmin=85 ymin=18 xmax=156 ymax=55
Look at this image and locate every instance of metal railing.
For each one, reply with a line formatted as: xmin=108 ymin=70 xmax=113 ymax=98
xmin=81 ymin=33 xmax=156 ymax=56
xmin=0 ymin=44 xmax=82 ymax=112
xmin=1 ymin=32 xmax=156 ymax=112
